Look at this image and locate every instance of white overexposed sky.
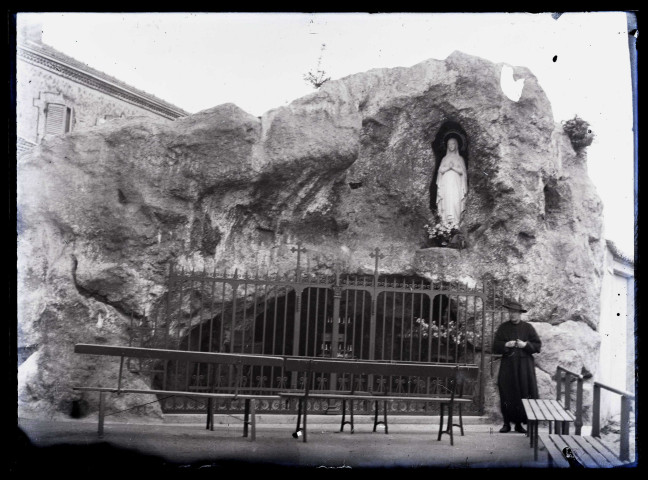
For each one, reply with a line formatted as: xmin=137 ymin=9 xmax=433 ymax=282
xmin=16 ymin=12 xmax=636 ymax=258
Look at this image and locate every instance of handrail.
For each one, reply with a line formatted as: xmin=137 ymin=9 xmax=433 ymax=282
xmin=593 ymin=381 xmax=635 ymax=399
xmin=557 ymin=365 xmax=584 ymax=380
xmin=592 ymin=381 xmax=635 ymax=462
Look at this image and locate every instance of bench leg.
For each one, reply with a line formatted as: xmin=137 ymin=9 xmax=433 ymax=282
xmin=302 ymin=399 xmax=308 ymax=442
xmin=340 ymin=399 xmax=354 ymax=433
xmin=372 ymin=401 xmax=388 ymax=434
xmin=383 ymin=401 xmax=388 ymax=434
xmin=529 ymin=422 xmax=534 ymax=447
xmin=438 ymin=403 xmax=445 ymax=441
xmin=206 ymin=398 xmax=214 ymax=431
xmin=98 ymin=391 xmax=106 ymax=438
xmin=249 ymin=399 xmax=256 ymax=441
xmin=373 ymin=401 xmax=379 ymax=432
xmin=447 ymin=402 xmax=454 ymax=446
xmin=458 ymin=404 xmax=464 ymax=436
xmin=243 ymin=399 xmax=250 ymax=438
xmin=293 ymin=398 xmax=303 ymax=439
xmin=533 ymin=427 xmax=538 ymax=461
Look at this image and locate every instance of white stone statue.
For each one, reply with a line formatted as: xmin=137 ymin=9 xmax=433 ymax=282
xmin=436 ymin=137 xmax=467 ymax=224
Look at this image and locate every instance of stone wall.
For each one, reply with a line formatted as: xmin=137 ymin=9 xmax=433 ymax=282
xmin=16 ymin=58 xmax=174 ymax=145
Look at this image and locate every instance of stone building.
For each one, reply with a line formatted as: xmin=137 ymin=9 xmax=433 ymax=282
xmin=16 ymin=23 xmax=188 ymax=156
xmin=598 ymin=240 xmax=635 ymax=422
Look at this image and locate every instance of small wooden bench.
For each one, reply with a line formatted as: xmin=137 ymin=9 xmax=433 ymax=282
xmin=73 ymin=344 xmax=284 ymax=440
xmin=280 ymin=358 xmax=479 ymax=444
xmin=539 ymin=381 xmax=635 ymax=467
xmin=523 ymin=366 xmax=582 ymax=460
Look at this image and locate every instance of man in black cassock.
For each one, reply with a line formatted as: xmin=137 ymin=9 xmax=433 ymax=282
xmin=493 ymin=300 xmax=541 ymax=433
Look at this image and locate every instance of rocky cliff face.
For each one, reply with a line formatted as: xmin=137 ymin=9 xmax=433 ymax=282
xmin=17 ymin=51 xmax=605 ymax=419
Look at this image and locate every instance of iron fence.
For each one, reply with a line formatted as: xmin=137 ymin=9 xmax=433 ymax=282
xmin=127 ymin=246 xmax=513 ymax=414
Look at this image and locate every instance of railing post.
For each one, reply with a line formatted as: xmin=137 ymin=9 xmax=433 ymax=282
xmin=290 ymin=287 xmax=303 ymax=389
xmin=478 ymin=293 xmax=486 ymax=415
xmin=592 ymin=383 xmax=601 ymax=437
xmin=330 ymin=273 xmax=342 ymax=392
xmin=564 ymin=374 xmax=572 ymax=411
xmin=575 ymin=377 xmax=583 ymax=435
xmin=620 ymin=395 xmax=631 ymax=461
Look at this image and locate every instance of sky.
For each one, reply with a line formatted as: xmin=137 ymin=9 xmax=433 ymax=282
xmin=16 ymin=12 xmax=636 ymax=258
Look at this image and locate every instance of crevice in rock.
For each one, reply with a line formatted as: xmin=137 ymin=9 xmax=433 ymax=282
xmin=70 ymin=254 xmax=144 ymax=320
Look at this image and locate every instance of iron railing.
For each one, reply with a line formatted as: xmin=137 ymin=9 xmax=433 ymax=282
xmin=127 ymin=245 xmax=513 ymax=414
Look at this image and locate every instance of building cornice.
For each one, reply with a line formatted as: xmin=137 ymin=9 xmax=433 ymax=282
xmin=18 ymin=44 xmax=188 ymax=120
xmin=606 ymin=239 xmax=634 ymax=267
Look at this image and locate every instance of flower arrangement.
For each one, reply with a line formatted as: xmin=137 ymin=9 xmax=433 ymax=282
xmin=423 ymin=220 xmax=460 ymax=247
xmin=409 ymin=317 xmax=477 ymax=345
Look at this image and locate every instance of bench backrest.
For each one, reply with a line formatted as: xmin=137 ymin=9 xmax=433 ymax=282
xmin=74 ymin=344 xmax=284 ymax=393
xmin=284 ymin=357 xmax=478 ymax=398
xmin=74 ymin=344 xmax=285 ymax=367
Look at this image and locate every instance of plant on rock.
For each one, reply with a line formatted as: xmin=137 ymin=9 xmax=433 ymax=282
xmin=562 ymin=115 xmax=595 ymax=153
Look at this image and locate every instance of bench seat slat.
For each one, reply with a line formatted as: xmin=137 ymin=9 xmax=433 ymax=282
xmin=562 ymin=434 xmax=602 ymax=467
xmin=278 ymin=392 xmax=473 ymax=403
xmin=521 ymin=399 xmax=537 ymax=421
xmin=524 ymin=399 xmax=545 ymax=421
xmin=581 ymin=435 xmax=625 ymax=467
xmin=538 ymin=433 xmax=570 ymax=468
xmin=539 ymin=399 xmax=565 ymax=422
xmin=536 ymin=399 xmax=561 ymax=421
xmin=570 ymin=435 xmax=618 ymax=468
xmin=546 ymin=399 xmax=575 ymax=422
xmin=542 ymin=434 xmax=627 ymax=468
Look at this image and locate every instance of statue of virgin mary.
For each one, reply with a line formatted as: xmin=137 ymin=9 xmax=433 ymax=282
xmin=436 ymin=136 xmax=468 ymax=224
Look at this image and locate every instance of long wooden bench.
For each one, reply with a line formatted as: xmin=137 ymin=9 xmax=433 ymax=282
xmin=280 ymin=357 xmax=479 ymax=445
xmin=522 ymin=365 xmax=582 ymax=460
xmin=73 ymin=344 xmax=284 ymax=440
xmin=539 ymin=381 xmax=635 ymax=468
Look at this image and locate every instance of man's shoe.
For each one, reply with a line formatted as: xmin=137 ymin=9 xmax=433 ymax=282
xmin=514 ymin=423 xmax=527 ymax=434
xmin=499 ymin=424 xmax=511 ymax=433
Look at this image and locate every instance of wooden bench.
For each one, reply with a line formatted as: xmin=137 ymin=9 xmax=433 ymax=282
xmin=523 ymin=365 xmax=582 ymax=460
xmin=73 ymin=344 xmax=284 ymax=440
xmin=539 ymin=381 xmax=635 ymax=467
xmin=280 ymin=357 xmax=479 ymax=444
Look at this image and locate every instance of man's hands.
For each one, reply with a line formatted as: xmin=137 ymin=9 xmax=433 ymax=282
xmin=505 ymin=340 xmax=516 ymax=348
xmin=505 ymin=339 xmax=527 ymax=348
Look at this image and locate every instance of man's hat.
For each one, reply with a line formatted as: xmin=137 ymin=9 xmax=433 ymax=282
xmin=502 ymin=300 xmax=527 ymax=313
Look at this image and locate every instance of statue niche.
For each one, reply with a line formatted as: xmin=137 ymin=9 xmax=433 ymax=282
xmin=424 ymin=124 xmax=469 ymax=249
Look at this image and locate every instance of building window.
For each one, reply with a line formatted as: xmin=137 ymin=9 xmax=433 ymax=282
xmin=45 ymin=103 xmax=72 ymax=135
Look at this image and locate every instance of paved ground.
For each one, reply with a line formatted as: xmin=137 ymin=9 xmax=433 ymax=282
xmin=15 ymin=415 xmax=553 ymax=472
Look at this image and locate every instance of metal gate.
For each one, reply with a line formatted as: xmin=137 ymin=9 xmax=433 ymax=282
xmin=128 ymin=246 xmax=509 ymax=415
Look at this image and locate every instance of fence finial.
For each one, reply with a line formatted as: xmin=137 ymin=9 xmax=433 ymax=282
xmin=291 ymin=242 xmax=307 ymax=281
xmin=369 ymin=247 xmax=385 ymax=278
